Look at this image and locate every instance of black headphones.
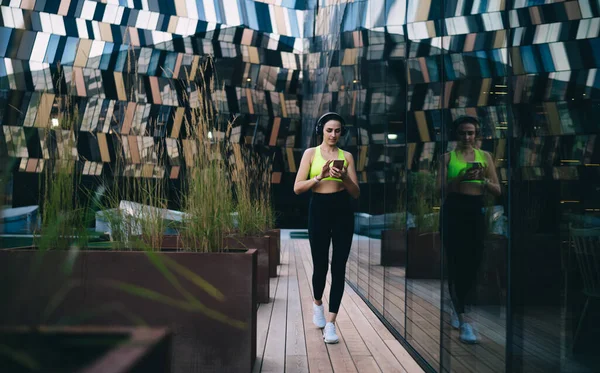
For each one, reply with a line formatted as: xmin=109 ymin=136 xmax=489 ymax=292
xmin=452 ymin=116 xmax=481 ymax=139
xmin=315 ymin=112 xmax=347 ymax=136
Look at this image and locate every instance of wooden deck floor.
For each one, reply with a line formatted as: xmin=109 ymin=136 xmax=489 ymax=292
xmin=253 ymin=235 xmax=425 ymax=373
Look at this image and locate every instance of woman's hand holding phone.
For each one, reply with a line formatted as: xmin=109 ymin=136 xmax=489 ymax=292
xmin=318 ymin=160 xmax=333 ymax=180
xmin=465 ymin=162 xmax=484 ymax=180
xmin=330 ymin=159 xmax=346 ymax=179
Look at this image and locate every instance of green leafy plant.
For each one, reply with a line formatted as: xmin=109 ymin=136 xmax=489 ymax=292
xmin=407 ymin=171 xmax=440 ymax=233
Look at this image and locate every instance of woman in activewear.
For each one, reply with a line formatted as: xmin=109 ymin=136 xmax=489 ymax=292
xmin=437 ymin=116 xmax=501 ymax=344
xmin=294 ymin=112 xmax=360 ymax=344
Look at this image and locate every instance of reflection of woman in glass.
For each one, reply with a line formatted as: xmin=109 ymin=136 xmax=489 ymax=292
xmin=437 ymin=116 xmax=501 ymax=344
xmin=293 ymin=112 xmax=360 ymax=344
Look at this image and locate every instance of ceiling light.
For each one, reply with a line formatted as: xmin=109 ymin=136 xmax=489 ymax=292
xmin=208 ymin=131 xmax=213 ymax=139
xmin=51 ymin=118 xmax=59 ymax=127
xmin=353 ymin=79 xmax=359 ymax=84
xmin=246 ymin=78 xmax=251 ymax=82
xmin=387 ymin=134 xmax=398 ymax=140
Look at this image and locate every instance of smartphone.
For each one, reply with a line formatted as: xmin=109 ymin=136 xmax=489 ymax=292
xmin=468 ymin=162 xmax=483 ymax=169
xmin=331 ymin=159 xmax=344 ymax=170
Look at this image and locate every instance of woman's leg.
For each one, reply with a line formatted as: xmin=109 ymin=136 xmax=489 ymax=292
xmin=308 ymin=198 xmax=332 ymax=304
xmin=443 ymin=198 xmax=464 ymax=315
xmin=327 ymin=207 xmax=354 ymax=321
xmin=454 ymin=200 xmax=485 ymax=313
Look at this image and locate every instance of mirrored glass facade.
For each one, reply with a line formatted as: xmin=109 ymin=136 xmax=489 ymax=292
xmin=1 ymin=0 xmax=600 ymax=372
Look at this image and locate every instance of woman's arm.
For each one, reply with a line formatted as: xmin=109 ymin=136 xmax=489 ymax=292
xmin=294 ymin=148 xmax=324 ymax=195
xmin=483 ymin=152 xmax=502 ymax=197
xmin=340 ymin=152 xmax=360 ymax=199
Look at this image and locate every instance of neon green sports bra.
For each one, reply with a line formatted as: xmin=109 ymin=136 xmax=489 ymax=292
xmin=309 ymin=146 xmax=348 ymax=182
xmin=448 ymin=148 xmax=487 ymax=184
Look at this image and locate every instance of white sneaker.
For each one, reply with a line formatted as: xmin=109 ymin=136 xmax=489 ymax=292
xmin=459 ymin=323 xmax=478 ymax=344
xmin=323 ymin=322 xmax=339 ymax=344
xmin=313 ymin=303 xmax=326 ymax=328
xmin=450 ymin=311 xmax=460 ymax=330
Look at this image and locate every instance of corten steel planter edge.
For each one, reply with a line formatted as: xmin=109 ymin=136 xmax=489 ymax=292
xmin=267 ymin=234 xmax=278 ymax=278
xmin=0 ymin=326 xmax=172 ymax=373
xmin=223 ymin=235 xmax=270 ymax=304
xmin=0 ymin=248 xmax=258 ymax=373
xmin=264 ymin=229 xmax=281 ymax=266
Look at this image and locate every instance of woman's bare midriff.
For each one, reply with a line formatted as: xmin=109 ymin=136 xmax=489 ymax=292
xmin=453 ymin=182 xmax=484 ymax=196
xmin=313 ymin=180 xmax=346 ymax=194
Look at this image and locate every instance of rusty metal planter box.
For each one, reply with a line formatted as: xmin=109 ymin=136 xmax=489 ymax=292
xmin=223 ymin=235 xmax=271 ymax=303
xmin=0 ymin=248 xmax=257 ymax=373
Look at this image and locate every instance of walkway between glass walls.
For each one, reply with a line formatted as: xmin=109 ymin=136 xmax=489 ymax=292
xmin=254 ymin=230 xmax=423 ymax=373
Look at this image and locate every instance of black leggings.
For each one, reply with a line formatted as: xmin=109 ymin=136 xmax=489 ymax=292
xmin=308 ymin=190 xmax=354 ymax=314
xmin=441 ymin=193 xmax=485 ymax=314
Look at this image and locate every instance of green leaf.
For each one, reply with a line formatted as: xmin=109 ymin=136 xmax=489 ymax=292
xmin=42 ymin=279 xmax=81 ymax=323
xmin=160 ymin=255 xmax=225 ymax=301
xmin=143 ymin=251 xmax=210 ymax=305
xmin=0 ymin=344 xmax=40 ymax=371
xmin=105 ymin=280 xmax=247 ymax=329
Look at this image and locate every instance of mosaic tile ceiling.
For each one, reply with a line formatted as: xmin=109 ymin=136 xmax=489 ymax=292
xmin=1 ymin=0 xmax=599 ymax=183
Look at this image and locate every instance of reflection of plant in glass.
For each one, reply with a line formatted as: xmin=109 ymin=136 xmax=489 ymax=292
xmin=393 ymin=169 xmax=408 ymax=230
xmin=407 ymin=171 xmax=440 ymax=233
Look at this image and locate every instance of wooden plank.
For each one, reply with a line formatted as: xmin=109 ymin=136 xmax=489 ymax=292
xmin=310 ymin=256 xmax=373 ymax=361
xmin=384 ymin=341 xmax=426 ymax=373
xmin=354 ymin=355 xmax=383 ymax=372
xmin=261 ymin=241 xmax=290 ymax=372
xmin=294 ymin=241 xmax=334 ymax=373
xmin=295 ymin=242 xmax=358 ymax=373
xmin=253 ymin=264 xmax=281 ymax=373
xmin=285 ymin=240 xmax=309 ymax=373
xmin=296 ymin=240 xmax=402 ymax=373
xmin=287 ymin=235 xmax=522 ymax=373
xmin=383 ymin=270 xmax=507 ymax=370
xmin=347 ymin=241 xmax=505 ymax=373
xmin=321 ymin=286 xmax=377 ymax=373
xmin=298 ymin=240 xmax=432 ymax=373
xmin=336 ymin=310 xmax=372 ymax=357
xmin=345 ymin=286 xmax=395 ymax=341
xmin=341 ymin=297 xmax=408 ymax=372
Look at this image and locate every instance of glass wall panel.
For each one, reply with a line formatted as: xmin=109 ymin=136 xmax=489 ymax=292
xmin=438 ymin=3 xmax=509 ymax=373
xmin=405 ymin=1 xmax=443 ymax=369
xmin=383 ymin=0 xmax=409 ymax=343
xmin=368 ymin=143 xmax=385 ymax=315
xmin=508 ymin=1 xmax=600 ymax=373
xmin=357 ymin=126 xmax=370 ymax=300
